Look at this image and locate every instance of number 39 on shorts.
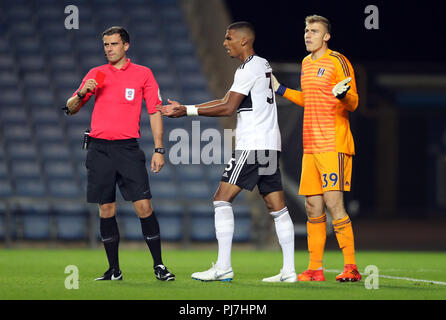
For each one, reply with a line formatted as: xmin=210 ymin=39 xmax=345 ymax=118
xmin=322 ymin=173 xmax=338 ymax=188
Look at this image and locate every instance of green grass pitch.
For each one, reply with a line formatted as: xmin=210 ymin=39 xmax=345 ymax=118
xmin=0 ymin=248 xmax=445 ymax=300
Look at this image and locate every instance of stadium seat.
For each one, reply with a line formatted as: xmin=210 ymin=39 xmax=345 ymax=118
xmin=0 ymin=179 xmax=13 ymax=198
xmin=42 ymin=36 xmax=73 ymax=55
xmin=233 ymin=205 xmax=252 ymax=242
xmin=0 ymin=72 xmax=19 ymax=89
xmin=50 ymin=55 xmax=77 ymax=73
xmin=40 ymin=142 xmax=71 ymax=161
xmin=44 ymin=160 xmax=75 ymax=179
xmin=53 ymin=71 xmax=81 ymax=90
xmin=23 ymin=72 xmax=51 ymax=90
xmin=35 ymin=124 xmax=65 ymax=143
xmin=53 ymin=202 xmax=88 ymax=240
xmin=0 ymin=161 xmax=8 ymax=179
xmin=18 ymin=54 xmax=46 ymax=72
xmin=7 ymin=142 xmax=38 ymax=160
xmin=0 ymin=54 xmax=15 ymax=72
xmin=181 ymin=181 xmax=212 ymax=200
xmin=143 ymin=56 xmax=169 ymax=73
xmin=11 ymin=160 xmax=42 ymax=179
xmin=20 ymin=202 xmax=51 ymax=240
xmin=3 ymin=88 xmax=23 ymax=106
xmin=2 ymin=124 xmax=33 ymax=142
xmin=48 ymin=179 xmax=81 ymax=198
xmin=26 ymin=89 xmax=54 ymax=107
xmin=157 ymin=204 xmax=183 ymax=241
xmin=14 ymin=178 xmax=47 ymax=198
xmin=117 ymin=203 xmax=141 ymax=240
xmin=175 ymin=164 xmax=205 ymax=181
xmin=150 ymin=181 xmax=179 ymax=199
xmin=189 ymin=204 xmax=215 ymax=241
xmin=0 ymin=106 xmax=27 ymax=125
xmin=31 ymin=106 xmax=61 ymax=125
xmin=14 ymin=37 xmax=41 ymax=55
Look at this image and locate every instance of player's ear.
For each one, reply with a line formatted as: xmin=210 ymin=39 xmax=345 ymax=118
xmin=323 ymin=33 xmax=331 ymax=42
xmin=241 ymin=36 xmax=248 ymax=46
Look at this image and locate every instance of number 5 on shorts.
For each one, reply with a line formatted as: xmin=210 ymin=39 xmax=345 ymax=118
xmin=322 ymin=173 xmax=338 ymax=188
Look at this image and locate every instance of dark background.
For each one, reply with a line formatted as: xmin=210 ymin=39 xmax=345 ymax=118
xmin=226 ymin=0 xmax=445 ymax=64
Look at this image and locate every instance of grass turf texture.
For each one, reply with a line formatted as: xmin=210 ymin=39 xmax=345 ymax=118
xmin=0 ymin=249 xmax=445 ymax=300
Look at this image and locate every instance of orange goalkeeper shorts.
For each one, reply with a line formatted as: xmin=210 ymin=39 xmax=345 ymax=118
xmin=298 ymin=152 xmax=352 ymax=196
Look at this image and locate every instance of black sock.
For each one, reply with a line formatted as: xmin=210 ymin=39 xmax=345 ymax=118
xmin=100 ymin=216 xmax=120 ymax=271
xmin=140 ymin=212 xmax=163 ymax=267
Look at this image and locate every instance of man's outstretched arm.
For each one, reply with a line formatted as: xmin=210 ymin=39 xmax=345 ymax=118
xmin=272 ymin=74 xmax=304 ymax=107
xmin=158 ymin=91 xmax=246 ymax=118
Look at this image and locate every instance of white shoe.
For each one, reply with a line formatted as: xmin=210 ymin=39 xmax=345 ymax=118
xmin=191 ymin=263 xmax=234 ymax=282
xmin=262 ymin=269 xmax=297 ymax=283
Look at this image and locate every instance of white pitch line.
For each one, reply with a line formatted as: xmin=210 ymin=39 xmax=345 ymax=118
xmin=325 ymin=269 xmax=446 ymax=286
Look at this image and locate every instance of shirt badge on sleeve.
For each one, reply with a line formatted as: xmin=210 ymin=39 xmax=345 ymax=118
xmin=125 ymin=88 xmax=135 ymax=101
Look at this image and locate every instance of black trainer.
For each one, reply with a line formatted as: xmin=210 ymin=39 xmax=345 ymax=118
xmin=94 ymin=268 xmax=123 ymax=281
xmin=154 ymin=264 xmax=175 ymax=281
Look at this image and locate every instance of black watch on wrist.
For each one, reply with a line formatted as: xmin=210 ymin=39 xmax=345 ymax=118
xmin=154 ymin=148 xmax=165 ymax=154
xmin=77 ymin=91 xmax=86 ymax=99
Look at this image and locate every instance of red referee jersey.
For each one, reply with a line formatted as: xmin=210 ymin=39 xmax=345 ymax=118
xmin=73 ymin=58 xmax=162 ymax=140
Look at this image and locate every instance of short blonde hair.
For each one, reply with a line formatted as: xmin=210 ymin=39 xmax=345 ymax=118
xmin=305 ymin=15 xmax=331 ymax=34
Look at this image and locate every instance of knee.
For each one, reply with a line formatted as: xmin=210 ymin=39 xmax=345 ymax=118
xmin=305 ymin=200 xmax=323 ymax=218
xmin=324 ymin=198 xmax=345 ymax=219
xmin=134 ymin=200 xmax=153 ymax=218
xmin=99 ymin=203 xmax=116 ymax=218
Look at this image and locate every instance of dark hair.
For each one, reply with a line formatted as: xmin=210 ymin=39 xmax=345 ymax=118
xmin=102 ymin=26 xmax=130 ymax=44
xmin=227 ymin=21 xmax=255 ymax=36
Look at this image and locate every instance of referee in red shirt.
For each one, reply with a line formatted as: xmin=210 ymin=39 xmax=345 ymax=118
xmin=66 ymin=26 xmax=175 ymax=281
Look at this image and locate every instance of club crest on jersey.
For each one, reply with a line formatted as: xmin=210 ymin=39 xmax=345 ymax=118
xmin=317 ymin=68 xmax=325 ymax=77
xmin=125 ymin=88 xmax=135 ymax=101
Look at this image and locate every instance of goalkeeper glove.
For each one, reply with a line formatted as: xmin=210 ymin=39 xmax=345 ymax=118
xmin=332 ymin=77 xmax=352 ymax=99
xmin=272 ymin=74 xmax=287 ymax=96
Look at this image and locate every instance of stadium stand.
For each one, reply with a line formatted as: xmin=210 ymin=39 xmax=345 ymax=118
xmin=0 ymin=0 xmax=254 ymax=244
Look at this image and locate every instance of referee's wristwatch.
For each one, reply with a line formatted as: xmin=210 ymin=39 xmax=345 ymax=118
xmin=154 ymin=148 xmax=165 ymax=154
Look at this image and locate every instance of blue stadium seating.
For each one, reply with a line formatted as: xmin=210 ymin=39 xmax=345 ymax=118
xmin=189 ymin=204 xmax=215 ymax=241
xmin=20 ymin=202 xmax=51 ymax=240
xmin=14 ymin=178 xmax=47 ymax=197
xmin=0 ymin=72 xmax=19 ymax=89
xmin=0 ymin=0 xmax=234 ymax=243
xmin=2 ymin=124 xmax=33 ymax=142
xmin=48 ymin=179 xmax=80 ymax=198
xmin=7 ymin=142 xmax=38 ymax=160
xmin=117 ymin=203 xmax=142 ymax=240
xmin=53 ymin=202 xmax=88 ymax=240
xmin=157 ymin=203 xmax=183 ymax=241
xmin=0 ymin=161 xmax=8 ymax=179
xmin=11 ymin=160 xmax=41 ymax=179
xmin=0 ymin=179 xmax=13 ymax=198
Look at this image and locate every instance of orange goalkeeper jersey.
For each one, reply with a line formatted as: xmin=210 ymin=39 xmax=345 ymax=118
xmin=283 ymin=49 xmax=358 ymax=154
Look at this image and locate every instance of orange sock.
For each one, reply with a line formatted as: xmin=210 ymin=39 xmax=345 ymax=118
xmin=307 ymin=213 xmax=327 ymax=270
xmin=332 ymin=215 xmax=356 ymax=265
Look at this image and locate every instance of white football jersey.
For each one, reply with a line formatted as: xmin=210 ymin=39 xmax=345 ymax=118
xmin=229 ymin=55 xmax=281 ymax=151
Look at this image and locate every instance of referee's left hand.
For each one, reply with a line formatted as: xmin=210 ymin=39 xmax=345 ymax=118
xmin=151 ymin=152 xmax=164 ymax=173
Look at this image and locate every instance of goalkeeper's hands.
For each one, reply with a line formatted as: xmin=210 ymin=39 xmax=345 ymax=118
xmin=272 ymin=74 xmax=287 ymax=96
xmin=332 ymin=77 xmax=352 ymax=99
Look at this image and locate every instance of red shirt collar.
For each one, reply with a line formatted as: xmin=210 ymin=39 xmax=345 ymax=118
xmin=108 ymin=58 xmax=131 ymax=71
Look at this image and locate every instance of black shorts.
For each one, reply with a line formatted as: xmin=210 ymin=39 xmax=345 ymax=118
xmin=85 ymin=137 xmax=152 ymax=204
xmin=221 ymin=150 xmax=283 ymax=195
